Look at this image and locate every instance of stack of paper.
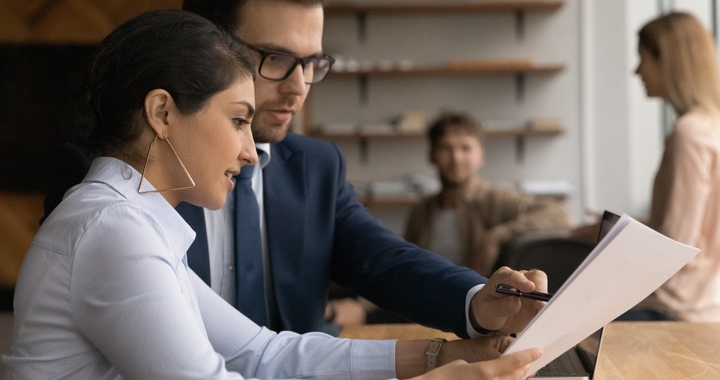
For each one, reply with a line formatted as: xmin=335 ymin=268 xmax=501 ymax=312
xmin=503 ymin=214 xmax=700 ymax=377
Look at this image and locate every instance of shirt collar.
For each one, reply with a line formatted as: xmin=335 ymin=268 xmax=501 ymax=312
xmin=256 ymin=143 xmax=271 ymax=170
xmin=83 ymin=157 xmax=196 ymax=258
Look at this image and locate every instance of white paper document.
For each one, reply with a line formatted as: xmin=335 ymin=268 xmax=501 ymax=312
xmin=502 ymin=214 xmax=700 ymax=377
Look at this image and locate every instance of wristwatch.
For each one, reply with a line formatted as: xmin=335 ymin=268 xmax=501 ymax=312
xmin=425 ymin=338 xmax=447 ymax=372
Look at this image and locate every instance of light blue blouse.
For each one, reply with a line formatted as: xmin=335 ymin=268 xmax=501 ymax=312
xmin=2 ymin=157 xmax=396 ymax=380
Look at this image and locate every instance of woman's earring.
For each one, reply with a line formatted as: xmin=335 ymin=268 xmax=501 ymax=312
xmin=138 ymin=133 xmax=196 ymax=194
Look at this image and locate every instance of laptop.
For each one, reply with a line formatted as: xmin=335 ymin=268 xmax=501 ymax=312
xmin=534 ymin=211 xmax=620 ymax=379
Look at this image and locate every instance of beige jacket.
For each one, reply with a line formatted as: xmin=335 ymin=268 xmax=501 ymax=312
xmin=404 ymin=179 xmax=571 ymax=276
xmin=638 ymin=111 xmax=720 ymax=322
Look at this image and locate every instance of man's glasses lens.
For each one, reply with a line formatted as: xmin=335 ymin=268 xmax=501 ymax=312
xmin=260 ymin=52 xmax=333 ymax=84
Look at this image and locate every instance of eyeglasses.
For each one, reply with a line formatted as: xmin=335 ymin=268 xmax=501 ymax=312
xmin=245 ymin=43 xmax=335 ymax=84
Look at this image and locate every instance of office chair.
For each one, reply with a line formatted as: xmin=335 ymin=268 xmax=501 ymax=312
xmin=501 ymin=235 xmax=595 ymax=294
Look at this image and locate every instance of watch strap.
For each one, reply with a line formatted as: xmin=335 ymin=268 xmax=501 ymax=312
xmin=425 ymin=338 xmax=448 ymax=373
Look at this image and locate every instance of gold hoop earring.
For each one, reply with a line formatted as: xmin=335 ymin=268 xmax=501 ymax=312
xmin=138 ymin=133 xmax=196 ymax=194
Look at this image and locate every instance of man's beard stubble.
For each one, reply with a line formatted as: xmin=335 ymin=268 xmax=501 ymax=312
xmin=440 ymin=171 xmax=475 ymax=190
xmin=251 ymin=118 xmax=290 ymax=144
xmin=251 ymin=97 xmax=301 ymax=144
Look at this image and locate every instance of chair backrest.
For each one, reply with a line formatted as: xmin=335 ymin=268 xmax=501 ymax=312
xmin=502 ymin=236 xmax=595 ymax=294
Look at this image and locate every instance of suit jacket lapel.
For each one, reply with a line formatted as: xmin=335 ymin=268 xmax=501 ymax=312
xmin=264 ymin=142 xmax=305 ymax=329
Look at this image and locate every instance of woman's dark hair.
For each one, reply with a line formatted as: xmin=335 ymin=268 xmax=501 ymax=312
xmin=80 ymin=9 xmax=255 ymax=155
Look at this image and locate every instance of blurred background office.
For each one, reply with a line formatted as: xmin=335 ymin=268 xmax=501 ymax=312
xmin=1 ymin=0 xmax=719 ymax=328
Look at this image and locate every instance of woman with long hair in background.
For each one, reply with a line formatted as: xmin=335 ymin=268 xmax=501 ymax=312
xmin=620 ymin=12 xmax=720 ymax=322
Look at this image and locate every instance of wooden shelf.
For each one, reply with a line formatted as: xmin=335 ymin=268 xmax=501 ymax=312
xmin=329 ymin=62 xmax=565 ymax=79
xmin=358 ymin=192 xmax=567 ymax=207
xmin=312 ymin=128 xmax=563 ymax=141
xmin=484 ymin=128 xmax=564 ymax=137
xmin=359 ymin=195 xmax=420 ymax=207
xmin=326 ymin=1 xmax=564 ymax=15
xmin=312 ymin=131 xmax=424 ymax=141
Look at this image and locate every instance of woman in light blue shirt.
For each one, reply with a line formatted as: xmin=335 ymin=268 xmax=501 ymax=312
xmin=1 ymin=9 xmax=540 ymax=380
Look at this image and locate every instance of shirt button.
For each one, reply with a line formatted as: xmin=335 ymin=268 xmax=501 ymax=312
xmin=121 ymin=166 xmax=133 ymax=180
xmin=228 ymin=265 xmax=234 ymax=271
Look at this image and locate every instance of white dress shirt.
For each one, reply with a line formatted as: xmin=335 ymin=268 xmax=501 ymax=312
xmin=205 ymin=143 xmax=271 ymax=307
xmin=1 ymin=157 xmax=396 ymax=380
xmin=203 ymin=144 xmax=487 ymax=337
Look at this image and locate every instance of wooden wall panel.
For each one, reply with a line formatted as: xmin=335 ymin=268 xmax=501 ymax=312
xmin=30 ymin=0 xmax=116 ymax=43
xmin=0 ymin=193 xmax=44 ymax=288
xmin=0 ymin=0 xmax=182 ymax=43
xmin=89 ymin=0 xmax=182 ymax=26
xmin=0 ymin=3 xmax=30 ymax=43
xmin=0 ymin=0 xmax=183 ymax=287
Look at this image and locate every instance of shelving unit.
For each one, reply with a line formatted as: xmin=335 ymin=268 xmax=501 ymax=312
xmin=312 ymin=131 xmax=425 ymax=141
xmin=359 ymin=193 xmax=568 ymax=208
xmin=305 ymin=61 xmax=565 ymax=133
xmin=329 ymin=62 xmax=565 ymax=78
xmin=312 ymin=127 xmax=563 ymax=163
xmin=312 ymin=128 xmax=562 ymax=141
xmin=324 ymin=62 xmax=564 ymax=104
xmin=312 ymin=1 xmax=570 ymax=218
xmin=326 ymin=1 xmax=565 ymax=42
xmin=359 ymin=195 xmax=420 ymax=207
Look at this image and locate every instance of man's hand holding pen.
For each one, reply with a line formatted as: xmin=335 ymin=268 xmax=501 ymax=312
xmin=470 ymin=267 xmax=549 ymax=335
xmin=495 ymin=284 xmax=553 ymax=302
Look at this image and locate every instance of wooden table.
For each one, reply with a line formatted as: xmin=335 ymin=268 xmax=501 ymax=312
xmin=341 ymin=322 xmax=720 ymax=379
xmin=595 ymin=322 xmax=720 ymax=380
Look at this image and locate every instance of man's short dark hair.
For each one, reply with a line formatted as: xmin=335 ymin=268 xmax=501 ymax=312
xmin=182 ymin=0 xmax=325 ymax=31
xmin=427 ymin=112 xmax=484 ymax=150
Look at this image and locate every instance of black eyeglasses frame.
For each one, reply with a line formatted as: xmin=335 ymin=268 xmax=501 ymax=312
xmin=244 ymin=43 xmax=335 ymax=85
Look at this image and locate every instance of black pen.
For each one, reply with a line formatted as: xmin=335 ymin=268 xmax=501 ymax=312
xmin=495 ymin=284 xmax=553 ymax=302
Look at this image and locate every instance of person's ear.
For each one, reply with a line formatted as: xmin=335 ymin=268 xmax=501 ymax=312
xmin=144 ymin=89 xmax=176 ymax=139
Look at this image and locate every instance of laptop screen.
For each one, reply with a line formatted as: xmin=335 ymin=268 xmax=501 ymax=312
xmin=574 ymin=210 xmax=621 ymax=376
xmin=597 ymin=211 xmax=621 ymax=243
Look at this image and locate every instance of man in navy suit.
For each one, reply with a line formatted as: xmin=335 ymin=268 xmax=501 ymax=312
xmin=44 ymin=0 xmax=547 ymax=342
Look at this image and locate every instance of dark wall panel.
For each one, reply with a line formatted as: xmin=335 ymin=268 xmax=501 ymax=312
xmin=0 ymin=45 xmax=96 ymax=192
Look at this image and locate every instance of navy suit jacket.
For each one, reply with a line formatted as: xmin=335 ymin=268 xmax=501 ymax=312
xmin=43 ymin=134 xmax=486 ymax=337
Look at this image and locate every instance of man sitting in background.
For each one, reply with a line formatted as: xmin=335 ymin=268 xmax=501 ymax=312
xmin=405 ymin=113 xmax=571 ymax=276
